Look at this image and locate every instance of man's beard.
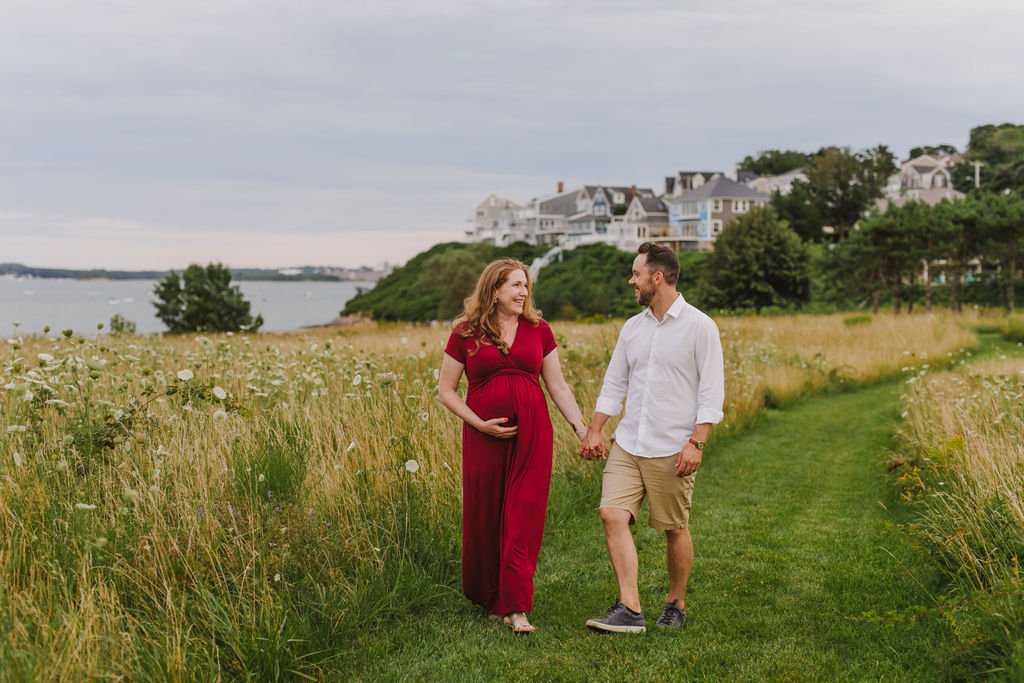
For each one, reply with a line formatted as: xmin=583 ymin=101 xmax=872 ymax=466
xmin=634 ymin=286 xmax=654 ymax=307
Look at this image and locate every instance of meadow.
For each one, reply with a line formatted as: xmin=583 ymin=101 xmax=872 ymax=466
xmin=894 ymin=323 xmax=1024 ymax=678
xmin=0 ymin=313 xmax=982 ymax=679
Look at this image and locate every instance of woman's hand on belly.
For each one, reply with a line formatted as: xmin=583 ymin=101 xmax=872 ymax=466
xmin=475 ymin=416 xmax=518 ymax=440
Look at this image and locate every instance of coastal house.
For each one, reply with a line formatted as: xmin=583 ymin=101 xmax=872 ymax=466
xmin=662 ymin=175 xmax=770 ymax=251
xmin=466 ymin=194 xmax=524 ymax=244
xmin=609 ymin=195 xmax=670 ymax=251
xmin=879 ymin=153 xmax=964 ymax=210
xmin=470 ymin=182 xmax=656 ymax=246
xmin=664 ymin=170 xmax=723 ymax=197
xmin=747 ymin=167 xmax=808 ymax=196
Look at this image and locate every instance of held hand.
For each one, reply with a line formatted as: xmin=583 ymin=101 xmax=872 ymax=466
xmin=675 ymin=444 xmax=702 ymax=478
xmin=578 ymin=428 xmax=607 ymax=461
xmin=477 ymin=417 xmax=518 ymax=439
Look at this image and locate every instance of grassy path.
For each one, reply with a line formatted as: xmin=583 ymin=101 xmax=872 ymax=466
xmin=345 ymin=381 xmax=952 ymax=681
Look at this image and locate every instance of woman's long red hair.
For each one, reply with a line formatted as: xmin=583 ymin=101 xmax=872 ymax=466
xmin=453 ymin=259 xmax=540 ymax=355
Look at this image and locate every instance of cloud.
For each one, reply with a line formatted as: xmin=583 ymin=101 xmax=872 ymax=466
xmin=1 ymin=0 xmax=1023 ymax=269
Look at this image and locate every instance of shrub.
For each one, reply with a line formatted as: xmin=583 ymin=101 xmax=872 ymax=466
xmin=154 ymin=263 xmax=263 ymax=333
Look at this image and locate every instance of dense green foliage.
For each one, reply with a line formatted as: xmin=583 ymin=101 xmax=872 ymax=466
xmin=737 ymin=148 xmax=812 ymax=176
xmin=952 ymin=123 xmax=1024 ymax=194
xmin=773 ymin=145 xmax=896 ymax=241
xmin=827 ymin=193 xmax=1024 ymax=313
xmin=153 ymin=263 xmax=264 ymax=332
xmin=704 ymin=206 xmax=811 ymax=312
xmin=341 ymin=241 xmax=545 ymax=321
xmin=532 ymin=244 xmax=709 ymax=319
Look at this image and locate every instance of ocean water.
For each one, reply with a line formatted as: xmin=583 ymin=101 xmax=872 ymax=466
xmin=0 ymin=278 xmax=373 ymax=335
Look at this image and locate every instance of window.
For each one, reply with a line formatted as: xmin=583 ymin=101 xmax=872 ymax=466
xmin=734 ymin=200 xmax=748 ymax=213
xmin=712 ymin=220 xmax=723 ymax=234
xmin=712 ymin=200 xmax=722 ymax=212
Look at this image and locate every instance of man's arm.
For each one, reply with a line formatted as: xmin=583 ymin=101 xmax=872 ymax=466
xmin=676 ymin=321 xmax=725 ymax=477
xmin=579 ymin=328 xmax=630 ymax=460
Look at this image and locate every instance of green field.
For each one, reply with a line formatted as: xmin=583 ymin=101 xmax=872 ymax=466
xmin=2 ymin=314 xmax=1022 ymax=680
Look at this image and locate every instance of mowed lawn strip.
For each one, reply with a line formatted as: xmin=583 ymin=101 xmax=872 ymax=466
xmin=343 ymin=382 xmax=951 ymax=681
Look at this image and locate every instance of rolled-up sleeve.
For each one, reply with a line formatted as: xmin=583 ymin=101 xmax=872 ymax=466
xmin=594 ymin=333 xmax=629 ymax=417
xmin=694 ymin=319 xmax=725 ymax=425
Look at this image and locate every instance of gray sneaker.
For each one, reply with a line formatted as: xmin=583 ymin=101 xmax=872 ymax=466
xmin=655 ymin=600 xmax=687 ymax=629
xmin=586 ymin=602 xmax=646 ymax=634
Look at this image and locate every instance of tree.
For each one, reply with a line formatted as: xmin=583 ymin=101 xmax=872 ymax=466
xmin=417 ymin=248 xmax=491 ymax=320
xmin=737 ymin=149 xmax=812 ymax=176
xmin=341 ymin=241 xmax=546 ymax=322
xmin=153 ymin=263 xmax=263 ymax=333
xmin=773 ymin=145 xmax=896 ymax=242
xmin=532 ymin=243 xmax=642 ymax=319
xmin=704 ymin=206 xmax=811 ymax=313
xmin=828 ymin=209 xmax=916 ymax=314
xmin=975 ymin=192 xmax=1024 ymax=313
xmin=908 ymin=144 xmax=958 ymax=159
xmin=952 ymin=123 xmax=1024 ymax=194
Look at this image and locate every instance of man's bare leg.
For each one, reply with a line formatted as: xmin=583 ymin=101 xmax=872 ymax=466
xmin=665 ymin=527 xmax=693 ymax=607
xmin=600 ymin=507 xmax=641 ymax=612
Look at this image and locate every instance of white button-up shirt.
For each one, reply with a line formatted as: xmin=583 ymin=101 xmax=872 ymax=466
xmin=595 ymin=294 xmax=725 ymax=458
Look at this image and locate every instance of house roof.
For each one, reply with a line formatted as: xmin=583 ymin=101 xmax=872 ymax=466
xmin=537 ymin=188 xmax=584 ymax=216
xmin=636 ymin=196 xmax=667 ymax=214
xmin=672 ymin=175 xmax=770 ymax=200
xmin=677 ymin=171 xmax=721 ymax=179
xmin=586 ymin=185 xmax=656 ymax=202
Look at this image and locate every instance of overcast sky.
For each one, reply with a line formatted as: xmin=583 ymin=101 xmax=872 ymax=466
xmin=1 ymin=0 xmax=1022 ymax=270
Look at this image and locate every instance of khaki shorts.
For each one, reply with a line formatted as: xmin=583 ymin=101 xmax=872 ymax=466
xmin=600 ymin=442 xmax=695 ymax=530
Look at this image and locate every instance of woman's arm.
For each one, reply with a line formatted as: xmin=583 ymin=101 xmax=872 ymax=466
xmin=540 ymin=349 xmax=587 ymax=441
xmin=437 ymin=353 xmax=517 ymax=439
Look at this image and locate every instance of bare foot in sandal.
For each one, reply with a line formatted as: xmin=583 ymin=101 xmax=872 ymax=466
xmin=503 ymin=612 xmax=536 ymax=634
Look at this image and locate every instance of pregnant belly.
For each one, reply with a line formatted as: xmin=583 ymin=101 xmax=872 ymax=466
xmin=468 ymin=377 xmax=538 ymax=425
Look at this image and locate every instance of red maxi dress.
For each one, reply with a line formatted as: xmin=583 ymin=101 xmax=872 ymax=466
xmin=444 ymin=317 xmax=556 ymax=616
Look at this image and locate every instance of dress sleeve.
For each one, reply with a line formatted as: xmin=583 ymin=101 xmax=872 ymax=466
xmin=539 ymin=319 xmax=557 ymax=356
xmin=444 ymin=330 xmax=466 ymax=364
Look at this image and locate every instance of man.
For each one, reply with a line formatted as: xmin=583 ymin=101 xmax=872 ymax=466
xmin=579 ymin=242 xmax=724 ymax=634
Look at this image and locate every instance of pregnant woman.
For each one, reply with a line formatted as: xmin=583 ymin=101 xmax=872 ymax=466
xmin=438 ymin=258 xmax=586 ymax=635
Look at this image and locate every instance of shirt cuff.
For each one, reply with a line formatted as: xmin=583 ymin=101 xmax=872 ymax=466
xmin=595 ymin=396 xmax=623 ymax=417
xmin=696 ymin=408 xmax=724 ymax=425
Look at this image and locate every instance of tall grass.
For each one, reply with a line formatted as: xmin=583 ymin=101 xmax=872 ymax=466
xmin=0 ymin=313 xmax=976 ymax=678
xmin=895 ymin=352 xmax=1024 ymax=678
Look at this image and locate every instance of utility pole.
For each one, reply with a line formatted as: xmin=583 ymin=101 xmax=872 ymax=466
xmin=972 ymin=161 xmax=984 ymax=189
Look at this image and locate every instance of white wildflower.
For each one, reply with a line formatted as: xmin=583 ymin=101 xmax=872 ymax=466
xmin=258 ymin=473 xmax=266 ymax=482
xmin=75 ymin=503 xmax=97 ymax=510
xmin=345 ymin=441 xmax=357 ymax=453
xmin=212 ymin=386 xmax=227 ymax=400
xmin=432 ymin=368 xmax=440 ymax=381
xmin=177 ymin=369 xmax=194 ymax=381
xmin=37 ymin=353 xmax=54 ymax=363
xmin=6 ymin=425 xmax=26 ymax=433
xmin=420 ymin=411 xmax=429 ymax=422
xmin=12 ymin=452 xmax=23 ymax=467
xmin=352 ymin=374 xmax=363 ymax=386
xmin=212 ymin=409 xmax=228 ymax=421
xmin=404 ymin=459 xmax=420 ymax=473
xmin=274 ymin=573 xmax=281 ymax=582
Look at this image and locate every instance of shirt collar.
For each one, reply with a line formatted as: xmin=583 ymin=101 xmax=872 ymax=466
xmin=644 ymin=293 xmax=686 ymax=320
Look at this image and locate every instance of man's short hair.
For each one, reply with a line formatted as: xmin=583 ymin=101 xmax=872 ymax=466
xmin=637 ymin=242 xmax=680 ymax=285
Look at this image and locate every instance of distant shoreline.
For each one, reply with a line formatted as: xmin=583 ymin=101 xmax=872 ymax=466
xmin=0 ymin=263 xmax=386 ymax=283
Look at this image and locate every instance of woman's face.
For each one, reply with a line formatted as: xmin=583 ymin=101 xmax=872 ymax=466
xmin=494 ymin=269 xmax=528 ymax=317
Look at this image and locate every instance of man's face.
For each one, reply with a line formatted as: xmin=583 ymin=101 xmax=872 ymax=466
xmin=629 ymin=254 xmax=657 ymax=308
